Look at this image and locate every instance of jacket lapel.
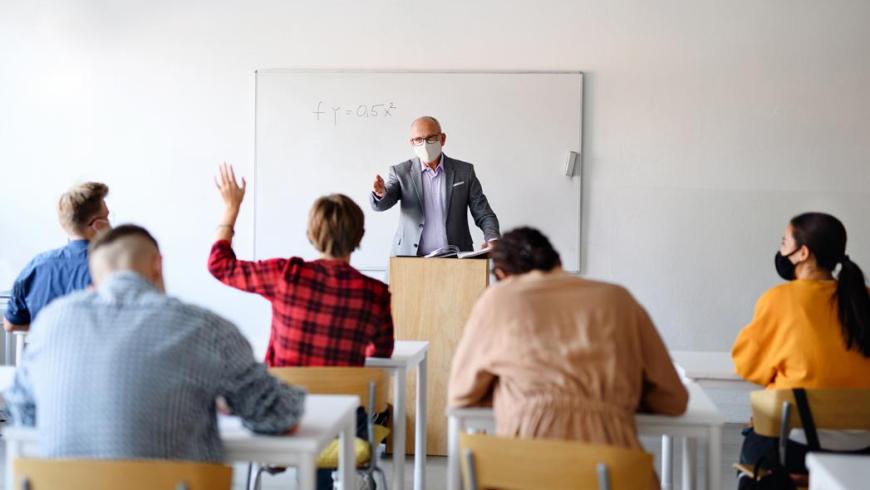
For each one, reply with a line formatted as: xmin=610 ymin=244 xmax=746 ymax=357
xmin=410 ymin=157 xmax=424 ymax=211
xmin=444 ymin=155 xmax=456 ymax=217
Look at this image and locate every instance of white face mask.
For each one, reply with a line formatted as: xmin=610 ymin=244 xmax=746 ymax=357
xmin=414 ymin=141 xmax=442 ymax=164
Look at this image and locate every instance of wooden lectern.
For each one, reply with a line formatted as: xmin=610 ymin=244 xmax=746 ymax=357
xmin=389 ymin=256 xmax=490 ymax=456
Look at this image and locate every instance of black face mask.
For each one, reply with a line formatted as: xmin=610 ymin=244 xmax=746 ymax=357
xmin=774 ymin=248 xmax=801 ymax=280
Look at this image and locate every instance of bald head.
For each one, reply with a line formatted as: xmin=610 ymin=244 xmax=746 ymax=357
xmin=411 ymin=116 xmax=442 ymax=134
xmin=88 ymin=225 xmax=164 ymax=291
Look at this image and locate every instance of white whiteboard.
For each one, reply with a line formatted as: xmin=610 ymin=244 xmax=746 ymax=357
xmin=254 ymin=70 xmax=583 ymax=271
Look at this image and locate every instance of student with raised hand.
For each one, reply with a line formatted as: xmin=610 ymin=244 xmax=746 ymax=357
xmin=732 ymin=212 xmax=870 ymax=475
xmin=4 ymin=224 xmax=305 ymax=461
xmin=448 ymin=227 xmax=687 ymax=450
xmin=4 ymin=182 xmax=110 ymax=333
xmin=208 ymin=162 xmax=394 ymax=367
xmin=208 ymin=163 xmax=394 ymax=489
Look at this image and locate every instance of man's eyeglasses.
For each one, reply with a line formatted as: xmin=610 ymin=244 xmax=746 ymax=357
xmin=410 ymin=134 xmax=442 ymax=146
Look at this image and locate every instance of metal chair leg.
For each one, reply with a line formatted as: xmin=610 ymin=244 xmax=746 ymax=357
xmin=245 ymin=463 xmax=253 ymax=490
xmin=463 ymin=448 xmax=479 ymax=490
xmin=252 ymin=463 xmax=266 ymax=490
xmin=779 ymin=402 xmax=793 ymax=467
xmin=374 ymin=466 xmax=388 ymax=490
xmin=596 ymin=463 xmax=612 ymax=490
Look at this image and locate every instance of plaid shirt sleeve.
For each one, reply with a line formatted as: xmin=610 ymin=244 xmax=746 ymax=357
xmin=207 ymin=240 xmax=288 ymax=299
xmin=366 ymin=287 xmax=395 ymax=359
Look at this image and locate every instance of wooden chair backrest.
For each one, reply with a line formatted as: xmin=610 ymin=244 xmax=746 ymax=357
xmin=459 ymin=433 xmax=654 ymax=490
xmin=751 ymin=389 xmax=870 ymax=437
xmin=269 ymin=366 xmax=388 ymax=413
xmin=14 ymin=459 xmax=232 ymax=490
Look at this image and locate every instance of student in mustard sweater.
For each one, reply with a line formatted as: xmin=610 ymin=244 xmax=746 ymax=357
xmin=732 ymin=212 xmax=870 ymax=479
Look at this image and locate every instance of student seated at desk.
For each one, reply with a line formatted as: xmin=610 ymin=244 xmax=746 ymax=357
xmin=208 ymin=164 xmax=394 ymax=489
xmin=448 ymin=227 xmax=688 ymax=449
xmin=732 ymin=212 xmax=870 ymax=477
xmin=208 ymin=163 xmax=394 ymax=366
xmin=3 ymin=225 xmax=305 ymax=461
xmin=4 ymin=182 xmax=111 ymax=333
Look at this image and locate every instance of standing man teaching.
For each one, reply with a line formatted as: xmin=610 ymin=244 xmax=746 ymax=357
xmin=370 ymin=116 xmax=500 ymax=256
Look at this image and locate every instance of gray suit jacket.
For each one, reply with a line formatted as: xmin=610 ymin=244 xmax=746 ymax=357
xmin=370 ymin=155 xmax=500 ymax=256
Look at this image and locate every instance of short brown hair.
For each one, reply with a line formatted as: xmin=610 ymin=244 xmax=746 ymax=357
xmin=58 ymin=182 xmax=109 ymax=234
xmin=307 ymin=194 xmax=365 ymax=258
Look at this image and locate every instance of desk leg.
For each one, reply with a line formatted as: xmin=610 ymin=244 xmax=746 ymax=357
xmin=6 ymin=437 xmax=18 ymax=490
xmin=447 ymin=415 xmax=462 ymax=490
xmin=707 ymin=426 xmax=722 ymax=490
xmin=14 ymin=332 xmax=25 ymax=365
xmin=681 ymin=437 xmax=697 ymax=490
xmin=414 ymin=353 xmax=428 ymax=490
xmin=338 ymin=413 xmax=355 ymax=490
xmin=4 ymin=330 xmax=13 ymax=366
xmin=661 ymin=435 xmax=673 ymax=490
xmin=392 ymin=368 xmax=407 ymax=490
xmin=297 ymin=455 xmax=316 ymax=490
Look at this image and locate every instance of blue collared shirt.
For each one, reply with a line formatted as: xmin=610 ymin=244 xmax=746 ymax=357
xmin=4 ymin=240 xmax=91 ymax=325
xmin=418 ymin=155 xmax=449 ymax=255
xmin=4 ymin=271 xmax=305 ymax=462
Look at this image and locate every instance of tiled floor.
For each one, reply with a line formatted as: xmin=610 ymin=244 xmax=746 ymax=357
xmin=0 ymin=425 xmax=744 ymax=489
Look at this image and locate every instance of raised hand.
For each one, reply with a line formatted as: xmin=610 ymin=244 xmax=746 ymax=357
xmin=373 ymin=174 xmax=386 ymax=198
xmin=215 ymin=162 xmax=247 ymax=211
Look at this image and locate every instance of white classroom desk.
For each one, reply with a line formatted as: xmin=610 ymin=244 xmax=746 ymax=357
xmin=366 ymin=340 xmax=429 ymax=490
xmin=446 ymin=380 xmax=725 ymax=490
xmin=671 ymin=350 xmax=757 ymax=423
xmin=2 ymin=395 xmax=358 ymax=490
xmin=807 ymin=453 xmax=870 ymax=490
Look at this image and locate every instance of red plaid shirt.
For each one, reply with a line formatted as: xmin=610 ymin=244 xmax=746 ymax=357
xmin=208 ymin=240 xmax=394 ymax=367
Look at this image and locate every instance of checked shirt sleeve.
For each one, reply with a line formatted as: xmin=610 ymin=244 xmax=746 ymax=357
xmin=4 ymin=346 xmax=37 ymax=426
xmin=207 ymin=240 xmax=287 ymax=299
xmin=214 ymin=315 xmax=306 ymax=434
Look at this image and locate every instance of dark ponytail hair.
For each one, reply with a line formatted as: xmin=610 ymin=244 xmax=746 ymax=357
xmin=790 ymin=212 xmax=870 ymax=357
xmin=490 ymin=227 xmax=561 ymax=276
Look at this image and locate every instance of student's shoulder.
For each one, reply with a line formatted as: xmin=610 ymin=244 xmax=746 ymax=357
xmin=572 ymin=276 xmax=639 ymax=304
xmin=29 ymin=289 xmax=98 ymax=329
xmin=756 ymin=282 xmax=794 ymax=305
xmin=350 ymin=269 xmax=389 ymax=296
xmin=15 ymin=245 xmax=69 ymax=277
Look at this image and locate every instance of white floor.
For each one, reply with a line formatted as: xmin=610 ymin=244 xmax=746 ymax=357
xmin=0 ymin=425 xmax=743 ymax=490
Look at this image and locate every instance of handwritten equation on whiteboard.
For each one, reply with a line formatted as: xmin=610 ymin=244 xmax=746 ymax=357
xmin=312 ymin=101 xmax=398 ymax=126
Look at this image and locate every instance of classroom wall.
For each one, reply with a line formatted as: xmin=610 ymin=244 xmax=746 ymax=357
xmin=2 ymin=0 xmax=869 ymax=356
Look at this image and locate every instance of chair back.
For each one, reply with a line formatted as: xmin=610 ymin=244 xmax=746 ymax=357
xmin=14 ymin=459 xmax=232 ymax=490
xmin=268 ymin=367 xmax=388 ymax=413
xmin=459 ymin=433 xmax=654 ymax=490
xmin=751 ymin=388 xmax=870 ymax=437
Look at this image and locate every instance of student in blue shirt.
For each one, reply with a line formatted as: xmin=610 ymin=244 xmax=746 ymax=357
xmin=3 ymin=182 xmax=110 ymax=333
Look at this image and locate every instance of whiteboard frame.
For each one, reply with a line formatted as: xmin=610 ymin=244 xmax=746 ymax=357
xmin=252 ymin=69 xmax=584 ymax=272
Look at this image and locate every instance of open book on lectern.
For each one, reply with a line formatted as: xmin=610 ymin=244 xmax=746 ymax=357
xmin=423 ymin=245 xmax=491 ymax=259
